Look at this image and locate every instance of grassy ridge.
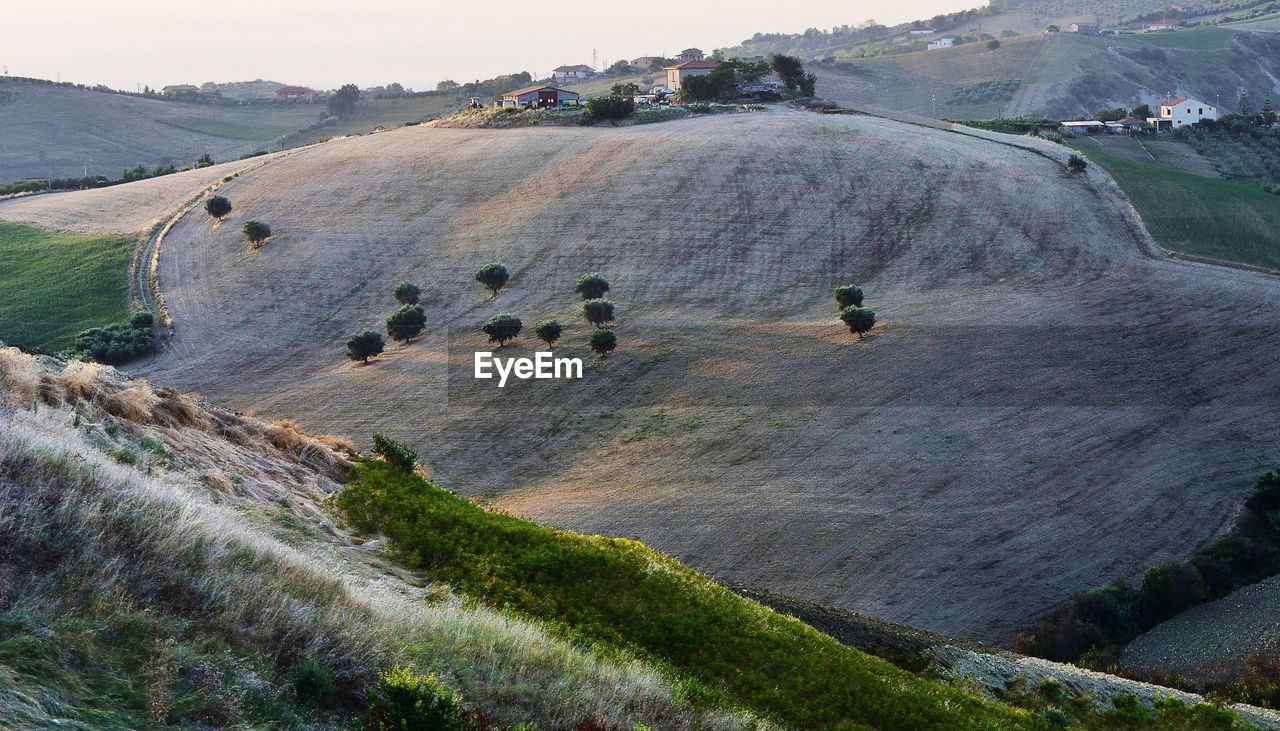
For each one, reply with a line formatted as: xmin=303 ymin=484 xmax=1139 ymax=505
xmin=0 ymin=221 xmax=133 ymax=351
xmin=337 ymin=459 xmax=1041 ymax=730
xmin=1069 ymin=143 xmax=1280 ymax=270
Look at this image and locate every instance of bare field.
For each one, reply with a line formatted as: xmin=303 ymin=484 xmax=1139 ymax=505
xmin=10 ymin=110 xmax=1279 ymax=643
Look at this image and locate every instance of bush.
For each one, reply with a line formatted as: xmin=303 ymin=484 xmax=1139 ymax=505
xmin=839 ymin=306 xmax=876 ymax=338
xmin=392 ymin=281 xmax=422 ymax=305
xmin=386 ymin=304 xmax=427 ymax=343
xmin=1067 ymin=155 xmax=1088 ymax=174
xmin=475 ymin=262 xmax=510 ymax=296
xmin=129 ymin=311 xmax=154 ymax=328
xmin=482 ymin=313 xmax=522 ymax=346
xmin=243 ymin=220 xmax=272 ymax=246
xmin=582 ymin=299 xmax=615 ymax=326
xmin=585 ymin=96 xmax=635 ymax=123
xmin=1138 ymin=562 xmax=1208 ymax=629
xmin=1246 ymin=471 xmax=1280 ymax=517
xmin=72 ymin=322 xmax=156 ymax=365
xmin=292 ymin=658 xmax=335 ymax=707
xmin=833 ymin=284 xmax=864 ymax=309
xmin=346 ymin=331 xmax=385 ymax=363
xmin=574 ymin=273 xmax=610 ymax=300
xmin=364 ymin=667 xmax=466 ymax=731
xmin=204 ymin=195 xmax=232 ymax=220
xmin=589 ymin=328 xmax=617 ymax=356
xmin=534 ymin=319 xmax=563 ymax=347
xmin=371 ymin=433 xmax=417 ymax=473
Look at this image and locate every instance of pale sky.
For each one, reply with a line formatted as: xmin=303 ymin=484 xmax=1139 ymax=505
xmin=3 ymin=0 xmax=974 ymax=91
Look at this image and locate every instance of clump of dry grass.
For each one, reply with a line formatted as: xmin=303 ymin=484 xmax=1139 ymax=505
xmin=56 ymin=359 xmax=106 ymax=400
xmin=102 ymin=381 xmax=160 ymax=423
xmin=0 ymin=347 xmax=41 ymax=407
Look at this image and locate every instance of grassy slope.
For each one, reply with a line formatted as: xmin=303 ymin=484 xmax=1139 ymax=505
xmin=1068 ymin=139 xmax=1280 ymax=269
xmin=0 ymin=222 xmax=132 ymax=351
xmin=338 ymin=460 xmax=1040 ymax=731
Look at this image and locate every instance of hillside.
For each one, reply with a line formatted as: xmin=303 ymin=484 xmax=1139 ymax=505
xmin=6 ymin=109 xmax=1277 ymax=647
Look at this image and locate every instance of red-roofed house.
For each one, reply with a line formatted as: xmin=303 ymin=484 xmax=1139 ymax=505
xmin=552 ymin=65 xmax=594 ymax=83
xmin=275 ymin=85 xmax=315 ymax=101
xmin=664 ymin=60 xmax=718 ymax=90
xmin=1148 ymin=96 xmax=1217 ymax=131
xmin=501 ymin=85 xmax=580 ymax=109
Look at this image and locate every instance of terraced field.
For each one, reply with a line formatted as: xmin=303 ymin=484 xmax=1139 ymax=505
xmin=4 ymin=110 xmax=1277 ymax=644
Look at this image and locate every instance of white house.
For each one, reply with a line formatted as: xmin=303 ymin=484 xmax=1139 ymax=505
xmin=552 ymin=65 xmax=594 ymax=83
xmin=909 ymin=29 xmax=935 ymax=36
xmin=1148 ymin=97 xmax=1218 ymax=131
xmin=927 ymin=38 xmax=956 ymax=50
xmin=1146 ymin=23 xmax=1183 ymax=32
xmin=664 ymin=60 xmax=718 ymax=90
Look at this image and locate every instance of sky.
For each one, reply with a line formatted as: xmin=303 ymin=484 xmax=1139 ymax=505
xmin=2 ymin=0 xmax=975 ymax=91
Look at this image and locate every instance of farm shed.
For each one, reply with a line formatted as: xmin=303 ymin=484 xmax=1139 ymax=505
xmin=501 ymin=85 xmax=580 ymax=109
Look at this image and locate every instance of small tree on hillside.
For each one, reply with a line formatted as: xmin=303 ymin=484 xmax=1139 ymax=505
xmin=1131 ymin=103 xmax=1152 ymax=120
xmin=574 ymin=272 xmax=610 ymax=300
xmin=534 ymin=319 xmax=563 ymax=347
xmin=986 ymin=39 xmax=1001 ymax=51
xmin=243 ymin=220 xmax=272 ymax=247
xmin=1067 ymin=154 xmax=1088 ymax=174
xmin=205 ymin=195 xmax=232 ymax=220
xmin=393 ymin=281 xmax=422 ymax=305
xmin=589 ymin=328 xmax=617 ymax=357
xmin=328 ymin=83 xmax=361 ymax=119
xmin=840 ymin=306 xmax=876 ymax=339
xmin=770 ymin=54 xmax=807 ymax=91
xmin=195 ymin=153 xmax=215 ymax=168
xmin=834 ymin=284 xmax=864 ymax=309
xmin=585 ymin=96 xmax=635 ymax=123
xmin=475 ymin=262 xmax=510 ymax=297
xmin=386 ymin=304 xmax=427 ymax=343
xmin=483 ymin=313 xmax=522 ymax=346
xmin=371 ymin=433 xmax=417 ymax=473
xmin=346 ymin=331 xmax=385 ymax=363
xmin=582 ymin=298 xmax=615 ymax=326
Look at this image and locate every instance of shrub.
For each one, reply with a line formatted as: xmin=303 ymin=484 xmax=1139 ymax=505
xmin=475 ymin=262 xmax=510 ymax=296
xmin=482 ymin=313 xmax=522 ymax=346
xmin=386 ymin=304 xmax=427 ymax=343
xmin=204 ymin=195 xmax=232 ymax=220
xmin=582 ymin=299 xmax=615 ymax=327
xmin=1067 ymin=155 xmax=1088 ymax=174
xmin=574 ymin=273 xmax=610 ymax=300
xmin=1043 ymin=707 xmax=1070 ymax=727
xmin=839 ymin=306 xmax=876 ymax=338
xmin=1246 ymin=471 xmax=1280 ymax=517
xmin=1138 ymin=562 xmax=1208 ymax=628
xmin=834 ymin=284 xmax=864 ymax=309
xmin=585 ymin=96 xmax=635 ymax=123
xmin=371 ymin=433 xmax=417 ymax=473
xmin=534 ymin=319 xmax=563 ymax=347
xmin=392 ymin=281 xmax=422 ymax=305
xmin=292 ymin=658 xmax=335 ymax=707
xmin=589 ymin=328 xmax=617 ymax=356
xmin=364 ymin=667 xmax=466 ymax=731
xmin=129 ymin=311 xmax=154 ymax=328
xmin=72 ymin=323 xmax=156 ymax=365
xmin=243 ymin=220 xmax=272 ymax=246
xmin=346 ymin=331 xmax=385 ymax=363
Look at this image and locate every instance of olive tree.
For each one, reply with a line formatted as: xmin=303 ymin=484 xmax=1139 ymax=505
xmin=346 ymin=331 xmax=385 ymax=363
xmin=393 ymin=281 xmax=422 ymax=305
xmin=243 ymin=220 xmax=272 ymax=246
xmin=834 ymin=284 xmax=864 ymax=309
xmin=589 ymin=328 xmax=617 ymax=356
xmin=534 ymin=319 xmax=563 ymax=347
xmin=386 ymin=304 xmax=427 ymax=343
xmin=582 ymin=298 xmax=615 ymax=326
xmin=574 ymin=272 xmax=610 ymax=300
xmin=204 ymin=195 xmax=232 ymax=220
xmin=840 ymin=306 xmax=876 ymax=339
xmin=475 ymin=262 xmax=510 ymax=296
xmin=483 ymin=313 xmax=522 ymax=346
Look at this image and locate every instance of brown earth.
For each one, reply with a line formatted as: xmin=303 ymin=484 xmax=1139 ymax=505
xmin=4 ymin=109 xmax=1278 ymax=644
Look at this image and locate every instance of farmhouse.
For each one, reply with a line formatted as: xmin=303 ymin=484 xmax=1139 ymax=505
xmin=909 ymin=29 xmax=935 ymax=36
xmin=632 ymin=56 xmax=665 ymax=69
xmin=1068 ymin=23 xmax=1100 ymax=34
xmin=665 ymin=60 xmax=718 ymax=90
xmin=500 ymin=85 xmax=580 ymax=109
xmin=1148 ymin=97 xmax=1218 ymax=131
xmin=1146 ymin=22 xmax=1183 ymax=32
xmin=677 ymin=48 xmax=705 ymax=62
xmin=927 ymin=38 xmax=956 ymax=50
xmin=552 ymin=64 xmax=594 ymax=83
xmin=275 ymin=85 xmax=315 ymax=101
xmin=161 ymin=84 xmax=198 ymax=96
xmin=1114 ymin=115 xmax=1148 ymax=133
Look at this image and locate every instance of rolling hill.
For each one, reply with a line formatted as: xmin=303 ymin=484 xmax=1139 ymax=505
xmin=3 ymin=109 xmax=1278 ymax=649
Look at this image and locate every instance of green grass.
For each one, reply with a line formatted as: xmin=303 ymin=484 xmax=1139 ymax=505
xmin=0 ymin=222 xmax=133 ymax=352
xmin=1131 ymin=27 xmax=1236 ymax=50
xmin=1069 ymin=142 xmax=1280 ymax=269
xmin=337 ymin=459 xmax=1041 ymax=730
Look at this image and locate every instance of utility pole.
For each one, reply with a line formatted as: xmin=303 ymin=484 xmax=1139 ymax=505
xmin=592 ymin=48 xmax=598 ymax=70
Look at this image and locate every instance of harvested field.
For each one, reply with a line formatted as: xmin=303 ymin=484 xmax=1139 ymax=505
xmin=9 ymin=109 xmax=1279 ymax=643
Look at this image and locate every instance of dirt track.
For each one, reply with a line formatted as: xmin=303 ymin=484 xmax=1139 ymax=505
xmin=7 ymin=109 xmax=1279 ymax=643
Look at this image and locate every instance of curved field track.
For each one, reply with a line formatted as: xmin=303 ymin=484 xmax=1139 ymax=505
xmin=22 ymin=110 xmax=1280 ymax=642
